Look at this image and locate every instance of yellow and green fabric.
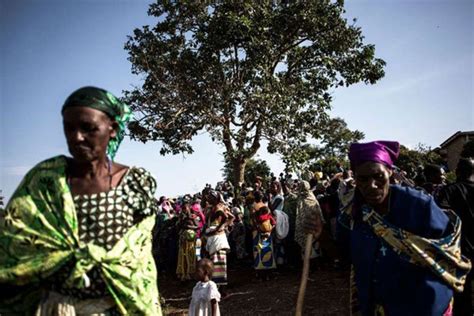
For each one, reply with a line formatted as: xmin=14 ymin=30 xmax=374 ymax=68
xmin=0 ymin=156 xmax=161 ymax=315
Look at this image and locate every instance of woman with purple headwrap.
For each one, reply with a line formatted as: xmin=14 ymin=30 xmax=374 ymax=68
xmin=305 ymin=140 xmax=470 ymax=316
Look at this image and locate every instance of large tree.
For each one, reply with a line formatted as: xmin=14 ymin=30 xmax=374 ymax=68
xmin=125 ymin=1 xmax=385 ymax=185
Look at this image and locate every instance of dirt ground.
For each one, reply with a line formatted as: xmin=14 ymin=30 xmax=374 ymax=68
xmin=159 ymin=263 xmax=350 ymax=316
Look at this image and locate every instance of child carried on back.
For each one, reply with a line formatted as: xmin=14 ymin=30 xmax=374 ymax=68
xmin=255 ymin=206 xmax=276 ymax=240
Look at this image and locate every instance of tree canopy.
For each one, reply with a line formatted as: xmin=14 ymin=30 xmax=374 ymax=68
xmin=124 ymin=1 xmax=385 ymax=185
xmin=397 ymin=144 xmax=443 ymax=177
xmin=282 ymin=116 xmax=364 ymax=172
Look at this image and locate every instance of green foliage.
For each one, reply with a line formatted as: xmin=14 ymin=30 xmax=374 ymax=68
xmin=222 ymin=158 xmax=271 ymax=186
xmin=285 ymin=117 xmax=364 ymax=173
xmin=309 ymin=157 xmax=346 ymax=177
xmin=445 ymin=171 xmax=456 ymax=184
xmin=124 ymin=1 xmax=385 ymax=184
xmin=397 ymin=144 xmax=443 ymax=177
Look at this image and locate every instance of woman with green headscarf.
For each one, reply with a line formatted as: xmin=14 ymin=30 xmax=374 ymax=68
xmin=0 ymin=87 xmax=161 ymax=315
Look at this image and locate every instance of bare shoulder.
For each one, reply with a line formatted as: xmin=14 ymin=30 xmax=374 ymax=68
xmin=110 ymin=162 xmax=129 ymax=186
xmin=111 ymin=162 xmax=129 ymax=173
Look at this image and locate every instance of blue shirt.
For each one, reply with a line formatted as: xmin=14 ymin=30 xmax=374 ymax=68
xmin=338 ymin=185 xmax=453 ymax=316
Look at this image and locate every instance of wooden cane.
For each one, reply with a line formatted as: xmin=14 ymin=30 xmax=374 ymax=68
xmin=296 ymin=233 xmax=314 ymax=316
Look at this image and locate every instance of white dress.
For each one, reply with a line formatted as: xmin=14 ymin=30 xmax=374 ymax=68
xmin=188 ymin=280 xmax=221 ymax=316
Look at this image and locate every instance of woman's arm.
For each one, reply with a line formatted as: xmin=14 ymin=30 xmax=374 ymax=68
xmin=270 ymin=197 xmax=283 ymax=212
xmin=214 ymin=212 xmax=228 ymax=232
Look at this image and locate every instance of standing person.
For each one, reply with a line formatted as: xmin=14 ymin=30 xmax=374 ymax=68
xmin=176 ymin=201 xmax=199 ymax=281
xmin=188 ymin=259 xmax=221 ymax=316
xmin=294 ymin=181 xmax=324 ymax=260
xmin=0 ymin=87 xmax=161 ymax=315
xmin=255 ymin=206 xmax=276 ymax=240
xmin=192 ymin=200 xmax=206 ymax=261
xmin=204 ymin=191 xmax=233 ymax=294
xmin=437 ymin=157 xmax=474 ymax=316
xmin=251 ymin=191 xmax=276 ymax=279
xmin=282 ymin=180 xmax=300 ymax=267
xmin=423 ymin=163 xmax=446 ymax=197
xmin=229 ymin=198 xmax=247 ymax=261
xmin=270 ymin=181 xmax=288 ymax=265
xmin=305 ymin=140 xmax=471 ymax=316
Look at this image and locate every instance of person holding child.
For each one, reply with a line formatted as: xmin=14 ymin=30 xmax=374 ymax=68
xmin=255 ymin=206 xmax=276 ymax=240
xmin=251 ymin=191 xmax=276 ymax=278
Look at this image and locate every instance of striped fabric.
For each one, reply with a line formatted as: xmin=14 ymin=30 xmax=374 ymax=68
xmin=211 ymin=250 xmax=227 ymax=286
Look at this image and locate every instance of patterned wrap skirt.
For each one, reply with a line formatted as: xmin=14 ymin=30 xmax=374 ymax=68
xmin=252 ymin=230 xmax=276 ymax=270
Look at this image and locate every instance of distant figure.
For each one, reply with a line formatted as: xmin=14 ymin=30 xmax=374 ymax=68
xmin=176 ymin=201 xmax=199 ymax=281
xmin=422 ymin=163 xmax=446 ymax=197
xmin=255 ymin=206 xmax=276 ymax=240
xmin=251 ymin=191 xmax=276 ymax=279
xmin=189 ymin=259 xmax=221 ymax=316
xmin=295 ymin=180 xmax=324 ymax=259
xmin=204 ymin=190 xmax=233 ymax=294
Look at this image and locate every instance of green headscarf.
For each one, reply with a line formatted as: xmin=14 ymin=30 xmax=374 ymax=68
xmin=62 ymin=86 xmax=131 ymax=160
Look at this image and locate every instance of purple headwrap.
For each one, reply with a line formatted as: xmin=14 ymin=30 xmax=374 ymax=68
xmin=349 ymin=141 xmax=400 ymax=169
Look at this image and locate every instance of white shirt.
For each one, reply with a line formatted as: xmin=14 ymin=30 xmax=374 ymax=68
xmin=189 ymin=280 xmax=221 ymax=316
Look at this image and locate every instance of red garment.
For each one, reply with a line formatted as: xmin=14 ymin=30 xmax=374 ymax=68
xmin=257 ymin=213 xmax=276 ymax=226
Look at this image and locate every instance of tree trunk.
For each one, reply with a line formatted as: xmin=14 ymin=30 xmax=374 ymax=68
xmin=232 ymin=157 xmax=247 ymax=189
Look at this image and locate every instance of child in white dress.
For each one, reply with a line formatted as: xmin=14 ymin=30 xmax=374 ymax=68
xmin=189 ymin=258 xmax=221 ymax=316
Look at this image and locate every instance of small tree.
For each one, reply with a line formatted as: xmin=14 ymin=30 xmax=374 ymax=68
xmin=125 ymin=1 xmax=385 ymax=186
xmin=283 ymin=117 xmax=364 ymax=173
xmin=397 ymin=144 xmax=443 ymax=178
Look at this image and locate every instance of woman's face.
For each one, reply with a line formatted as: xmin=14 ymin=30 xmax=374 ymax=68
xmin=63 ymin=107 xmax=117 ymax=162
xmin=354 ymin=162 xmax=392 ymax=207
xmin=270 ymin=182 xmax=280 ymax=194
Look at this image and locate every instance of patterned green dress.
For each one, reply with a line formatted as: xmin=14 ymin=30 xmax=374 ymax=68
xmin=0 ymin=156 xmax=162 ymax=315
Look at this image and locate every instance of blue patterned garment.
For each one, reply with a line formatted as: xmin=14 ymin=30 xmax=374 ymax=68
xmin=252 ymin=231 xmax=276 ymax=270
xmin=338 ymin=185 xmax=470 ymax=316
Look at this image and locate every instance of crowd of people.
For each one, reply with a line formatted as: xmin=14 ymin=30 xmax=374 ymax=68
xmin=151 ymin=141 xmax=473 ymax=316
xmin=0 ymin=86 xmax=472 ymax=316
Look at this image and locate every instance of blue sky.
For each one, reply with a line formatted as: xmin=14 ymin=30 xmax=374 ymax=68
xmin=1 ymin=0 xmax=472 ymax=202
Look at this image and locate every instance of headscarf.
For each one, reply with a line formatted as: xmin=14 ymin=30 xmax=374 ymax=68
xmin=295 ymin=180 xmax=324 ymax=253
xmin=349 ymin=140 xmax=400 ymax=169
xmin=297 ymin=180 xmax=318 ymax=208
xmin=62 ymin=86 xmax=132 ymax=160
xmin=208 ymin=189 xmax=226 ymax=205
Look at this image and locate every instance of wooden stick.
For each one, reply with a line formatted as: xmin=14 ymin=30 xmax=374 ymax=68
xmin=296 ymin=234 xmax=314 ymax=316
